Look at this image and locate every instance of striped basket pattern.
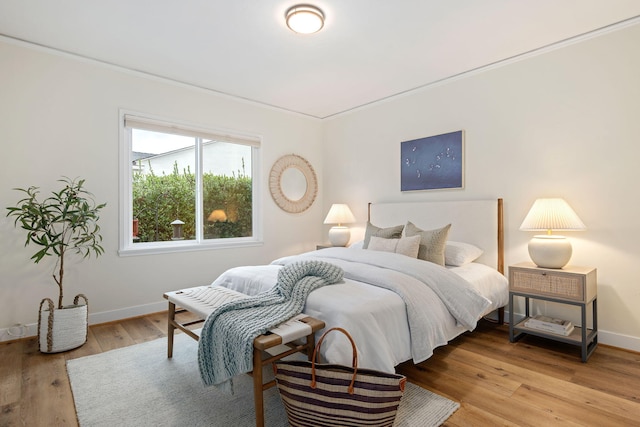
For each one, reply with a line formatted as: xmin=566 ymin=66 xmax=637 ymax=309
xmin=274 ymin=328 xmax=406 ymax=427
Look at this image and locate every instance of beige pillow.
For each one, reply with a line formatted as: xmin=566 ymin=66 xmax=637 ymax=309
xmin=368 ymin=235 xmax=421 ymax=258
xmin=404 ymin=222 xmax=451 ymax=265
xmin=362 ymin=222 xmax=404 ymax=249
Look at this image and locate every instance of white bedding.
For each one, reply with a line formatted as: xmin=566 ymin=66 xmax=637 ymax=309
xmin=211 ymin=247 xmax=507 ymax=373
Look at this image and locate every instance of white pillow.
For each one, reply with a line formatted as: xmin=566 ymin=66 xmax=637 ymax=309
xmin=368 ymin=235 xmax=421 ymax=258
xmin=349 ymin=240 xmax=364 ymax=249
xmin=445 ymin=241 xmax=484 ymax=266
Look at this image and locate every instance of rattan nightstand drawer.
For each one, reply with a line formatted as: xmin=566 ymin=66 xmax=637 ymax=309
xmin=509 ymin=262 xmax=597 ymax=303
xmin=510 ymin=270 xmax=583 ymax=300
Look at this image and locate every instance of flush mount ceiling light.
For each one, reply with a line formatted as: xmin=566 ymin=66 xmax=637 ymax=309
xmin=286 ymin=5 xmax=324 ymax=34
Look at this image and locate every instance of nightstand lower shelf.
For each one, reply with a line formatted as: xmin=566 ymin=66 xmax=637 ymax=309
xmin=511 ymin=317 xmax=598 ymax=361
xmin=509 ymin=291 xmax=598 ymax=362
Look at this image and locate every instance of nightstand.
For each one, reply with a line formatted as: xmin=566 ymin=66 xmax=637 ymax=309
xmin=508 ymin=262 xmax=598 ymax=362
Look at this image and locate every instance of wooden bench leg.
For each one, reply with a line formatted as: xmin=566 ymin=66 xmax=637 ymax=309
xmin=167 ymin=302 xmax=176 ymax=358
xmin=253 ymin=346 xmax=265 ymax=427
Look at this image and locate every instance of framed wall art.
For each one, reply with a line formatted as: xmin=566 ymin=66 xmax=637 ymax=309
xmin=401 ymin=130 xmax=464 ymax=191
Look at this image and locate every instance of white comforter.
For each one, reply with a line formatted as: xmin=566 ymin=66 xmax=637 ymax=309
xmin=211 ymin=247 xmax=507 ymax=373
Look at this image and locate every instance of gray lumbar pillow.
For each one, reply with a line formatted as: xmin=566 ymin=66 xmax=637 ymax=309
xmin=362 ymin=222 xmax=404 ymax=249
xmin=404 ymin=222 xmax=451 ymax=265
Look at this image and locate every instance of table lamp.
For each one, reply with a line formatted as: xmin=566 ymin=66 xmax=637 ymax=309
xmin=519 ymin=198 xmax=586 ymax=268
xmin=323 ymin=204 xmax=356 ymax=247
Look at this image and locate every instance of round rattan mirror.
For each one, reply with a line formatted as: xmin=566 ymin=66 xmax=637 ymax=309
xmin=269 ymin=154 xmax=318 ymax=213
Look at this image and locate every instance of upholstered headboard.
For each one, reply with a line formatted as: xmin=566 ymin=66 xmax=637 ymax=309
xmin=368 ymin=199 xmax=504 ymax=273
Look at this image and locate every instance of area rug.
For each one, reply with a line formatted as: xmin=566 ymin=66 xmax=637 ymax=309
xmin=67 ymin=333 xmax=459 ymax=426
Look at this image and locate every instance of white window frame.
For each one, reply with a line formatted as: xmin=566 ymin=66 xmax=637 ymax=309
xmin=118 ymin=110 xmax=263 ymax=256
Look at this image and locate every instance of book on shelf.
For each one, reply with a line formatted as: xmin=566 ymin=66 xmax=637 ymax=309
xmin=525 ymin=321 xmax=575 ymax=336
xmin=524 ymin=315 xmax=574 ymax=336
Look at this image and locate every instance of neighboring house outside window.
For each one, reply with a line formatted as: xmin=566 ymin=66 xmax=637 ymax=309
xmin=119 ymin=112 xmax=262 ymax=256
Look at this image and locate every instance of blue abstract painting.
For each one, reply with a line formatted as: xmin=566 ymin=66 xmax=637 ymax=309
xmin=401 ymin=130 xmax=464 ymax=191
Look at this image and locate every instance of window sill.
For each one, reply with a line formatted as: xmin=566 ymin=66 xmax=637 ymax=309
xmin=118 ymin=238 xmax=263 ymax=257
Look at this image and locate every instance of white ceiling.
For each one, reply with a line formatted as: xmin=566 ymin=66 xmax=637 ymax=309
xmin=2 ymin=1 xmax=639 ymax=119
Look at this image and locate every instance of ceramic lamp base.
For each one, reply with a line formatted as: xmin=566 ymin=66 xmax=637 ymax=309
xmin=328 ymin=226 xmax=350 ymax=247
xmin=528 ymin=235 xmax=572 ymax=269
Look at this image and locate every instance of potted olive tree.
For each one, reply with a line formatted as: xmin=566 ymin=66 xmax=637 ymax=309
xmin=6 ymin=177 xmax=106 ymax=353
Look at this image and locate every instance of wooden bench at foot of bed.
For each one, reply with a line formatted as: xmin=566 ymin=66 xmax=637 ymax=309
xmin=163 ymin=287 xmax=325 ymax=427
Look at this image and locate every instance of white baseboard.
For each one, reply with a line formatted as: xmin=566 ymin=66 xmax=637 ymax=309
xmin=0 ymin=300 xmax=167 ymax=343
xmin=87 ymin=301 xmax=167 ymax=326
xmin=598 ymin=330 xmax=640 ymax=353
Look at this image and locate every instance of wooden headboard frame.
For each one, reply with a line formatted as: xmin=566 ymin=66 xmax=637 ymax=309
xmin=367 ymin=198 xmax=504 ymax=274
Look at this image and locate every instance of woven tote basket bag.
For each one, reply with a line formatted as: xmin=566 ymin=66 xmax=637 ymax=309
xmin=274 ymin=327 xmax=406 ymax=427
xmin=38 ymin=294 xmax=88 ymax=353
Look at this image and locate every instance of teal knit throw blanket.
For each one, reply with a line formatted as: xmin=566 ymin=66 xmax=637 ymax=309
xmin=197 ymin=260 xmax=343 ymax=389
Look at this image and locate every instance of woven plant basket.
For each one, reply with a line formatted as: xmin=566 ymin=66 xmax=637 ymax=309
xmin=38 ymin=294 xmax=88 ymax=353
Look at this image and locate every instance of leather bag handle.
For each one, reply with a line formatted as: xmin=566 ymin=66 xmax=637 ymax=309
xmin=311 ymin=327 xmax=358 ymax=394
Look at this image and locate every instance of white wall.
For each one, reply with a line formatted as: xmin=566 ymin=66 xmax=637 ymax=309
xmin=0 ymin=39 xmax=324 ymax=339
xmin=2 ymin=22 xmax=640 ymax=353
xmin=323 ymin=23 xmax=640 ymax=351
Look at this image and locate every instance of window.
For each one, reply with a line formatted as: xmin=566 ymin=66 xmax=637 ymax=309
xmin=119 ymin=112 xmax=262 ymax=255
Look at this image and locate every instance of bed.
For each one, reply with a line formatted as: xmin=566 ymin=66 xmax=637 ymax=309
xmin=166 ymin=198 xmax=507 ymax=426
xmin=209 ymin=198 xmax=508 ymax=373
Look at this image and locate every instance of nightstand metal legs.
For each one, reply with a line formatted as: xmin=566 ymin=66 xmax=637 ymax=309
xmin=509 ymin=292 xmax=598 ymax=362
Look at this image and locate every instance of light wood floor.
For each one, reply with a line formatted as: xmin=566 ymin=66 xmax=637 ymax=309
xmin=1 ymin=313 xmax=639 ymax=426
